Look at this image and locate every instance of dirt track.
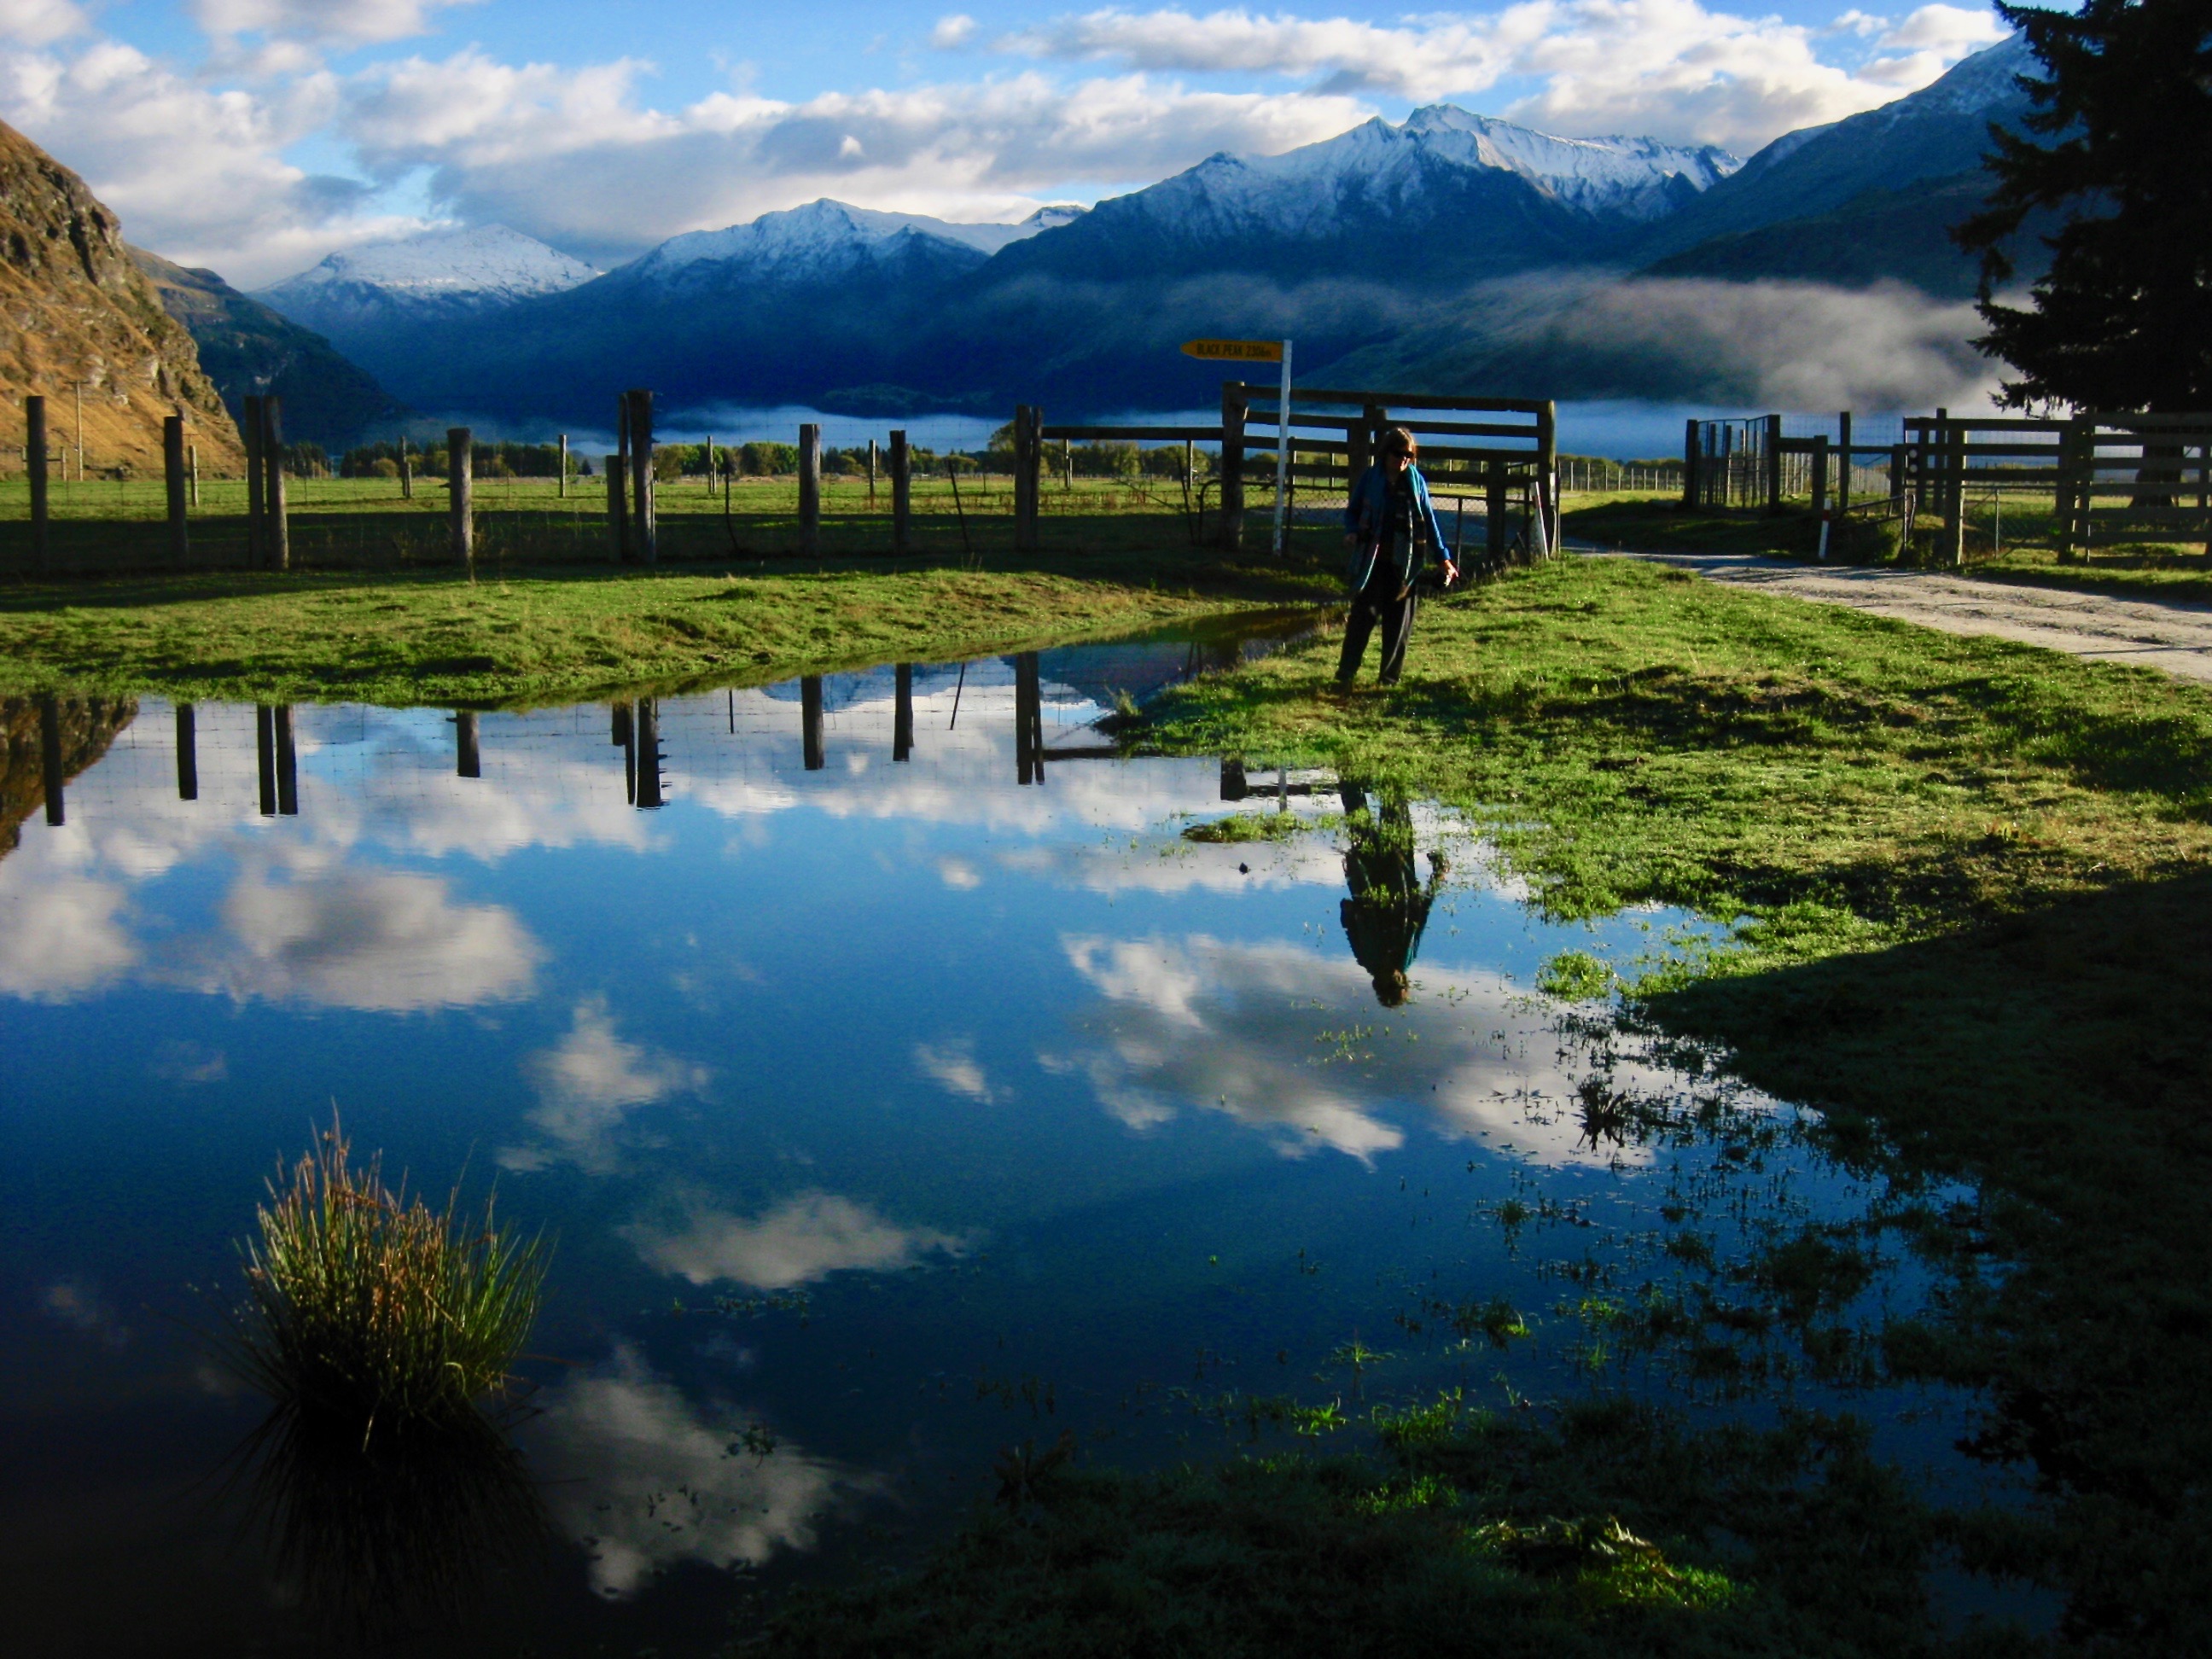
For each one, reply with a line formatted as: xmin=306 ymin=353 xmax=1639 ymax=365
xmin=1601 ymin=551 xmax=2212 ymax=684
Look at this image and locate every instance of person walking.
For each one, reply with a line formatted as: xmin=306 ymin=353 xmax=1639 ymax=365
xmin=1338 ymin=428 xmax=1456 ymax=687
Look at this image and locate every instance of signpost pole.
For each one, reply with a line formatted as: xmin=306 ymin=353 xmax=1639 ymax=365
xmin=1271 ymin=340 xmax=1292 ymax=557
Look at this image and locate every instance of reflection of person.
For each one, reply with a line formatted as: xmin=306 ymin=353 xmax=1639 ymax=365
xmin=1338 ymin=428 xmax=1457 ymax=687
xmin=1338 ymin=783 xmax=1446 ymax=1007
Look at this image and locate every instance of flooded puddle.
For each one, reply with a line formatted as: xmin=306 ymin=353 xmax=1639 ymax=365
xmin=0 ymin=622 xmax=2023 ymax=1652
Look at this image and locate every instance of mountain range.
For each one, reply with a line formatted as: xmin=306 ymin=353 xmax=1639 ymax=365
xmin=224 ymin=35 xmax=2036 ymax=424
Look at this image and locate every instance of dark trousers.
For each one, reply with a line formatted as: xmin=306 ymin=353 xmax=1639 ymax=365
xmin=1336 ymin=578 xmax=1418 ymax=685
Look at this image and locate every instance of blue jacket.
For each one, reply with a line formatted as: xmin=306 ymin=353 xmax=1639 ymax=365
xmin=1343 ymin=463 xmax=1452 ymax=593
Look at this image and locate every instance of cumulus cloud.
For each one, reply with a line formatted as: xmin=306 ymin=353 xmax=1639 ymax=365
xmin=0 ymin=876 xmax=137 ymax=1000
xmin=527 ymin=1346 xmax=870 ymax=1599
xmin=624 ymin=1190 xmax=967 ymax=1290
xmin=503 ymin=998 xmax=711 ymax=1173
xmin=336 ymin=56 xmax=1369 ymax=262
xmin=182 ymin=867 xmax=541 ymax=1010
xmin=0 ymin=0 xmax=85 ymax=47
xmin=913 ymin=1036 xmax=999 ymax=1102
xmin=996 ymin=1 xmax=2011 ymax=150
xmin=1049 ymin=931 xmax=1691 ymax=1166
xmin=192 ymin=0 xmax=481 ymax=47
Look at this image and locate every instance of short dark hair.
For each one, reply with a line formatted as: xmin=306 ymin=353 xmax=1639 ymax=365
xmin=1382 ymin=427 xmax=1417 ymax=458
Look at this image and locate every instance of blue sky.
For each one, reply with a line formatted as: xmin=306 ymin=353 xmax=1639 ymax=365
xmin=0 ymin=0 xmax=2011 ymax=284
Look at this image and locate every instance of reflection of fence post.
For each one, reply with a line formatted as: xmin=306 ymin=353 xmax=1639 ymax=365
xmin=26 ymin=395 xmax=49 ymax=571
xmin=1015 ymin=651 xmax=1041 ymax=786
xmin=635 ymin=698 xmax=663 ymax=807
xmin=894 ymin=662 xmax=913 ymax=761
xmin=890 ymin=429 xmax=911 ymax=554
xmin=1681 ymin=416 xmax=1698 ymax=507
xmin=243 ymin=393 xmax=265 ymax=568
xmin=628 ymin=390 xmax=656 ymax=565
xmin=274 ymin=705 xmax=298 ymax=816
xmin=38 ymin=695 xmax=62 ymax=826
xmin=256 ymin=704 xmax=276 ymax=817
xmin=176 ymin=703 xmax=197 ymax=800
xmin=1217 ymin=382 xmax=1246 ymax=550
xmin=800 ymin=675 xmax=824 ymax=771
xmin=456 ymin=710 xmax=480 ymax=778
xmin=448 ymin=427 xmax=473 ymax=567
xmin=799 ymin=422 xmax=821 ymax=556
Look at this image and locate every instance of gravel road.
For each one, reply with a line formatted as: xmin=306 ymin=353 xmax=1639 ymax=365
xmin=1600 ymin=550 xmax=2212 ymax=684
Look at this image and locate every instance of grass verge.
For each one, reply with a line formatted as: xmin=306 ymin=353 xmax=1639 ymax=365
xmin=0 ymin=548 xmax=1335 ymax=707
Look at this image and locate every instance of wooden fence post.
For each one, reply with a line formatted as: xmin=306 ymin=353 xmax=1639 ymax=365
xmin=627 ymin=390 xmax=656 ymax=565
xmin=890 ymin=428 xmax=911 ymax=554
xmin=243 ymin=393 xmax=265 ymax=567
xmin=1217 ymin=382 xmax=1246 ymax=550
xmin=1763 ymin=412 xmax=1783 ymax=515
xmin=868 ymin=438 xmax=878 ymax=509
xmin=800 ymin=675 xmax=824 ymax=771
xmin=1682 ymin=416 xmax=1698 ymax=507
xmin=558 ymin=433 xmax=568 ymax=499
xmin=448 ymin=426 xmax=473 ymax=566
xmin=164 ymin=414 xmax=189 ymax=565
xmin=605 ymin=453 xmax=626 ymax=561
xmin=1811 ymin=433 xmax=1830 ymax=522
xmin=1946 ymin=416 xmax=1966 ymax=567
xmin=26 ymin=394 xmax=48 ymax=571
xmin=1485 ymin=461 xmax=1506 ymax=566
xmin=1538 ymin=400 xmax=1559 ymax=552
xmin=1836 ymin=411 xmax=1853 ymax=516
xmin=399 ymin=438 xmax=412 ymax=499
xmin=1014 ymin=405 xmax=1041 ymax=553
xmin=175 ymin=702 xmax=197 ymax=800
xmin=456 ymin=710 xmax=480 ymax=778
xmin=263 ymin=395 xmax=289 ymax=572
xmin=799 ymin=422 xmax=821 ymax=555
xmin=188 ymin=443 xmax=199 ymax=508
xmin=614 ymin=394 xmax=631 ymax=560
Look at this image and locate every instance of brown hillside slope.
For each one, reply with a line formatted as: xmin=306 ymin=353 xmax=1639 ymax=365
xmin=0 ymin=119 xmax=242 ymax=476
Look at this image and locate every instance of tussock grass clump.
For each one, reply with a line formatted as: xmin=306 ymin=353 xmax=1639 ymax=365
xmin=234 ymin=1121 xmax=547 ymax=1436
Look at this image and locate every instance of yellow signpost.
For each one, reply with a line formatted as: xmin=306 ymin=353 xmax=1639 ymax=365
xmin=1182 ymin=339 xmax=1294 ymax=553
xmin=1180 ymin=339 xmax=1284 ymax=363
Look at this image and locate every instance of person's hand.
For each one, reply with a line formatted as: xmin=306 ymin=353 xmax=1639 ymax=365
xmin=1441 ymin=561 xmax=1458 ymax=587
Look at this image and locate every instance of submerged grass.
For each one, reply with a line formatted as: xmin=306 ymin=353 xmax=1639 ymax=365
xmin=232 ymin=1121 xmax=547 ymax=1436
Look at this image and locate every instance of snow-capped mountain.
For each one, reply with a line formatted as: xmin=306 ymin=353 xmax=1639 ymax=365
xmin=257 ymin=224 xmax=598 ymax=329
xmin=978 ymin=106 xmax=1738 ymax=289
xmin=619 ymin=199 xmax=1088 ymax=288
xmin=1635 ymin=33 xmax=2033 ymax=264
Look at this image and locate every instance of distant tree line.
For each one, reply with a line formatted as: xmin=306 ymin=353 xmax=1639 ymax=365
xmin=338 ymin=439 xmax=587 ymax=480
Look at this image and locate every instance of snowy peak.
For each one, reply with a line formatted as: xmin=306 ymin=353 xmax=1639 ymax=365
xmin=1890 ymin=31 xmax=2033 ymax=118
xmin=626 ymin=199 xmax=1092 ymax=287
xmin=259 ymin=224 xmax=598 ymax=310
xmin=1403 ymin=107 xmax=1738 ymax=217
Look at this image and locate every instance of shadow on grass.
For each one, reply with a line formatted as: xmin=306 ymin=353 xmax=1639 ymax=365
xmin=1640 ymin=870 xmax=2212 ymax=1650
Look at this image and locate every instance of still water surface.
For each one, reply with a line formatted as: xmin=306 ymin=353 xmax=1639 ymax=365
xmin=3 ymin=621 xmax=2009 ymax=1652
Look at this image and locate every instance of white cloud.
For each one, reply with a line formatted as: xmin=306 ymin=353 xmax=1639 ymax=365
xmin=504 ymin=998 xmax=710 ymax=1173
xmin=998 ymin=1 xmax=2011 ymax=150
xmin=187 ymin=866 xmax=541 ymax=1010
xmin=930 ymin=14 xmax=978 ymax=49
xmin=192 ymin=0 xmax=482 ymax=47
xmin=0 ymin=876 xmax=137 ymax=1000
xmin=913 ymin=1036 xmax=998 ymax=1102
xmin=526 ymin=1346 xmax=870 ymax=1599
xmin=624 ymin=1190 xmax=967 ymax=1290
xmin=0 ymin=0 xmax=85 ymax=47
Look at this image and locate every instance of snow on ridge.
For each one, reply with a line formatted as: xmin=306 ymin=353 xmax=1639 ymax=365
xmin=632 ymin=199 xmax=1091 ymax=282
xmin=261 ymin=224 xmax=598 ymax=303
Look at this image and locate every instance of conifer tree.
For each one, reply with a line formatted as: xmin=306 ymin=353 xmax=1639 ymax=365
xmin=1957 ymin=0 xmax=2212 ymax=410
